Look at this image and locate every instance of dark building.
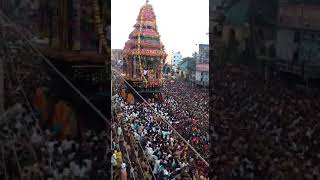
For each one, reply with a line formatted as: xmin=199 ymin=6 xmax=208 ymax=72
xmin=275 ymin=0 xmax=320 ymax=84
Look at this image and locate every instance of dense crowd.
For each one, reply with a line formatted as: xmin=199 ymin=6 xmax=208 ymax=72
xmin=162 ymin=81 xmax=209 ymax=159
xmin=2 ymin=54 xmax=111 ymax=179
xmin=1 ymin=104 xmax=110 ymax=180
xmin=112 ymin=104 xmax=143 ymax=179
xmin=112 ymin=74 xmax=209 ymax=179
xmin=211 ymin=64 xmax=320 ymax=179
xmin=1 ymin=21 xmax=111 ymax=179
xmin=2 ymin=57 xmax=111 ymax=179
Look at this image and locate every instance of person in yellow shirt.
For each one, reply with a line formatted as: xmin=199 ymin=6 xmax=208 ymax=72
xmin=115 ymin=150 xmax=123 ymax=169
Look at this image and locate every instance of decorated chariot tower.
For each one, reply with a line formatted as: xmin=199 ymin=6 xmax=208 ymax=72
xmin=122 ymin=0 xmax=167 ymax=103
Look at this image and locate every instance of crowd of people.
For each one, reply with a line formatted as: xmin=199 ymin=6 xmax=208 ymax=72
xmin=111 ymin=108 xmax=155 ymax=180
xmin=2 ymin=56 xmax=112 ymax=179
xmin=1 ymin=20 xmax=111 ymax=180
xmin=162 ymin=81 xmax=209 ymax=159
xmin=211 ymin=64 xmax=320 ymax=179
xmin=111 ymin=74 xmax=209 ymax=179
xmin=1 ymin=104 xmax=110 ymax=180
xmin=1 ymin=53 xmax=111 ymax=179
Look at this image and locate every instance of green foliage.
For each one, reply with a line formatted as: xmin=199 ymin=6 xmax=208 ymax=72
xmin=180 ymin=57 xmax=196 ymax=71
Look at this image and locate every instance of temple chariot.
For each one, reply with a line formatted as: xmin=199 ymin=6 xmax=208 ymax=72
xmin=121 ymin=0 xmax=167 ymax=103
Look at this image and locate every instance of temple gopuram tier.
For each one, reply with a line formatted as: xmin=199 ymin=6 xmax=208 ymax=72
xmin=122 ymin=0 xmax=167 ymax=103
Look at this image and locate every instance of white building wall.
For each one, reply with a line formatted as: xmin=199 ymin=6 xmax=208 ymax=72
xmin=172 ymin=51 xmax=183 ymax=70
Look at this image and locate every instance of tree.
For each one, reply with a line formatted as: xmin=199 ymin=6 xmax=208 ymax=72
xmin=178 ymin=57 xmax=197 ymax=78
xmin=192 ymin=52 xmax=198 ymax=61
xmin=179 ymin=57 xmax=195 ymax=70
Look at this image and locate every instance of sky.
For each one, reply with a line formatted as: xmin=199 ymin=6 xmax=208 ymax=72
xmin=111 ymin=0 xmax=209 ymax=57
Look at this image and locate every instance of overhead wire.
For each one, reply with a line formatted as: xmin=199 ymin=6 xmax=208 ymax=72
xmin=0 ymin=19 xmax=48 ymax=180
xmin=0 ymin=16 xmax=59 ymax=172
xmin=118 ymin=119 xmax=147 ymax=180
xmin=133 ymin=129 xmax=156 ymax=180
xmin=111 ymin=106 xmax=137 ymax=180
xmin=112 ymin=68 xmax=209 ymax=166
xmin=113 ymin=75 xmax=156 ymax=180
xmin=1 ymin=8 xmax=115 ymax=180
xmin=118 ymin=123 xmax=138 ymax=180
xmin=9 ymin=52 xmax=58 ymax=176
xmin=111 ymin=51 xmax=145 ymax=179
xmin=0 ymin=12 xmax=67 ymax=177
xmin=0 ymin=10 xmax=111 ymax=131
xmin=1 ymin=6 xmax=114 ymax=179
xmin=112 ymin=79 xmax=148 ymax=180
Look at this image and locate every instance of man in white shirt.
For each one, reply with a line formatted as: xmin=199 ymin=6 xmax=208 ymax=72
xmin=153 ymin=159 xmax=160 ymax=175
xmin=117 ymin=126 xmax=122 ymax=137
xmin=146 ymin=146 xmax=154 ymax=159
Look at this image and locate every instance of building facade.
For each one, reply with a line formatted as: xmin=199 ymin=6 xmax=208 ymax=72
xmin=222 ymin=0 xmax=277 ymax=61
xmin=196 ymin=64 xmax=209 ymax=87
xmin=172 ymin=51 xmax=183 ymax=70
xmin=275 ymin=1 xmax=320 ymax=85
xmin=178 ymin=61 xmax=189 ymax=79
xmin=195 ymin=44 xmax=209 ymax=87
xmin=198 ymin=44 xmax=209 ymax=64
xmin=276 ymin=2 xmax=320 ymax=65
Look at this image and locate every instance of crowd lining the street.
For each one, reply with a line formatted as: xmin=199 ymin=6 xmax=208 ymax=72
xmin=112 ymin=75 xmax=209 ymax=180
xmin=1 ymin=25 xmax=111 ymax=180
xmin=211 ymin=64 xmax=320 ymax=180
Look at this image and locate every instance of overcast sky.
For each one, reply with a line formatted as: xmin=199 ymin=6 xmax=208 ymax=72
xmin=111 ymin=0 xmax=209 ymax=57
